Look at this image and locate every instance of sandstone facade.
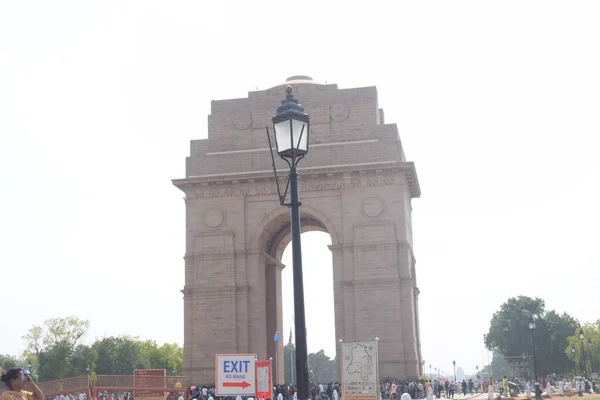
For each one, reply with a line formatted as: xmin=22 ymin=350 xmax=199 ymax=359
xmin=173 ymin=76 xmax=422 ymax=385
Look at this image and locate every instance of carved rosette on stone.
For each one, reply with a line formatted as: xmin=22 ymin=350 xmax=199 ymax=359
xmin=361 ymin=196 xmax=385 ymax=218
xmin=232 ymin=113 xmax=252 ymax=130
xmin=329 ymin=103 xmax=349 ymax=122
xmin=203 ymin=207 xmax=226 ymax=229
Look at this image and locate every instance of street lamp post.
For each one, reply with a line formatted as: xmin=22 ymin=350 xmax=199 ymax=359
xmin=338 ymin=339 xmax=343 ymax=387
xmin=588 ymin=338 xmax=595 ymax=374
xmin=529 ymin=317 xmax=542 ymax=400
xmin=579 ymin=328 xmax=587 ymax=378
xmin=570 ymin=345 xmax=583 ymax=397
xmin=27 ymin=361 xmax=33 ymax=378
xmin=267 ymin=85 xmax=310 ymax=400
xmin=453 ymin=361 xmax=456 ymax=383
xmin=269 ymin=357 xmax=274 ymax=387
xmin=274 ymin=331 xmax=280 ymax=384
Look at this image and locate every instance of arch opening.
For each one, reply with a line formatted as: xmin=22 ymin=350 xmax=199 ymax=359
xmin=281 ymin=230 xmax=335 ymax=385
xmin=258 ymin=209 xmax=338 ymax=385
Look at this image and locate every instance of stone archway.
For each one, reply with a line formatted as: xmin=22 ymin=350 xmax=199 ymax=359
xmin=251 ymin=205 xmax=339 ymax=385
xmin=173 ymin=76 xmax=422 ymax=385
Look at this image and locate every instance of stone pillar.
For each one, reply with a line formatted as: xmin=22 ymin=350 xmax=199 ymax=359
xmin=330 ymin=245 xmax=345 ymax=382
xmin=265 ymin=257 xmax=285 ymax=384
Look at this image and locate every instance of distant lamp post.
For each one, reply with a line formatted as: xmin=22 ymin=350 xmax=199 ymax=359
xmin=588 ymin=338 xmax=594 ymax=374
xmin=337 ymin=339 xmax=343 ymax=387
xmin=429 ymin=364 xmax=432 ymax=381
xmin=274 ymin=331 xmax=280 ymax=384
xmin=529 ymin=317 xmax=542 ymax=400
xmin=452 ymin=361 xmax=456 ymax=383
xmin=266 ymin=85 xmax=310 ymax=399
xmin=27 ymin=361 xmax=33 ymax=376
xmin=579 ymin=328 xmax=587 ymax=377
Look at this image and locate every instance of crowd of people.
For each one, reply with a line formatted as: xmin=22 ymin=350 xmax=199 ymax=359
xmin=3 ymin=367 xmax=600 ymax=400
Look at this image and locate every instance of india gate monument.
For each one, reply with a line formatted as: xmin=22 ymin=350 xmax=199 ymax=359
xmin=173 ymin=76 xmax=422 ymax=384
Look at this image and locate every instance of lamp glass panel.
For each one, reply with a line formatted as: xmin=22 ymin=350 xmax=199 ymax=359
xmin=292 ymin=118 xmax=308 ymax=152
xmin=274 ymin=120 xmax=292 ymax=154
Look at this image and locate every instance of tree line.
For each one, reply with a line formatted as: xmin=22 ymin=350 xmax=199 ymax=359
xmin=484 ymin=296 xmax=599 ymax=377
xmin=283 ymin=344 xmax=337 ymax=384
xmin=1 ymin=317 xmax=338 ymax=385
xmin=1 ymin=317 xmax=182 ymax=382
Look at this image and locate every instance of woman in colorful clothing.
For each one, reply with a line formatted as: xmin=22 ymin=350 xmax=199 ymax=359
xmin=0 ymin=368 xmax=44 ymax=400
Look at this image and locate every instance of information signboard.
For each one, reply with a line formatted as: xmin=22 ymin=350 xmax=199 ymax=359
xmin=255 ymin=360 xmax=272 ymax=399
xmin=341 ymin=341 xmax=379 ymax=400
xmin=215 ymin=354 xmax=257 ymax=397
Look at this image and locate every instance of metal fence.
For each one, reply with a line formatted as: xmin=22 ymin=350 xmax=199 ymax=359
xmin=2 ymin=375 xmax=190 ymax=399
xmin=38 ymin=375 xmax=90 ymax=397
xmin=94 ymin=375 xmax=189 ymax=390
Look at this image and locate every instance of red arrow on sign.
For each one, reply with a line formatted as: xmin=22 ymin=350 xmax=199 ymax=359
xmin=223 ymin=381 xmax=251 ymax=389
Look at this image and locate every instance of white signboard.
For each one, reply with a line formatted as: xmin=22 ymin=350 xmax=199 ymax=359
xmin=215 ymin=354 xmax=257 ymax=396
xmin=341 ymin=341 xmax=380 ymax=400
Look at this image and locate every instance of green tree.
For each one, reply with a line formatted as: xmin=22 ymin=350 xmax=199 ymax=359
xmin=0 ymin=354 xmax=22 ymax=372
xmin=18 ymin=318 xmax=183 ymax=380
xmin=69 ymin=344 xmax=97 ymax=376
xmin=308 ymin=350 xmax=336 ymax=383
xmin=21 ymin=317 xmax=92 ymax=381
xmin=565 ymin=322 xmax=600 ymax=375
xmin=484 ymin=296 xmax=579 ymax=376
xmin=93 ymin=336 xmax=183 ymax=375
xmin=149 ymin=343 xmax=183 ymax=375
xmin=484 ymin=296 xmax=546 ymax=357
xmin=37 ymin=341 xmax=73 ymax=380
xmin=543 ymin=311 xmax=579 ymax=374
xmin=23 ymin=317 xmax=90 ymax=354
xmin=94 ymin=336 xmax=149 ymax=375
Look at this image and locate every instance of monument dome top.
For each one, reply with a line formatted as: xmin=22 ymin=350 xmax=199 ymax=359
xmin=273 ymin=75 xmax=320 ymax=87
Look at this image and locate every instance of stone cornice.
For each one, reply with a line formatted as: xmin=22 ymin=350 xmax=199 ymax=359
xmin=329 ymin=241 xmax=414 ymax=249
xmin=173 ymin=161 xmax=420 ymax=199
xmin=182 ymin=284 xmax=249 ymax=295
xmin=339 ymin=277 xmax=416 ymax=287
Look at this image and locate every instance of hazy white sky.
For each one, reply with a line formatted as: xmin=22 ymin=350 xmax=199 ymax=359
xmin=1 ymin=1 xmax=599 ymax=377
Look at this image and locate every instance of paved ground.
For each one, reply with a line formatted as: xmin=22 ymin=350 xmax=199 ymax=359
xmin=435 ymin=394 xmax=600 ymax=400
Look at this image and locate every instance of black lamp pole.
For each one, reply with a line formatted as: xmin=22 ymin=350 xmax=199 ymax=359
xmin=579 ymin=328 xmax=587 ymax=378
xmin=588 ymin=338 xmax=595 ymax=374
xmin=453 ymin=360 xmax=456 ymax=382
xmin=267 ymin=85 xmax=310 ymax=400
xmin=289 ymin=157 xmax=308 ymax=397
xmin=529 ymin=317 xmax=542 ymax=400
